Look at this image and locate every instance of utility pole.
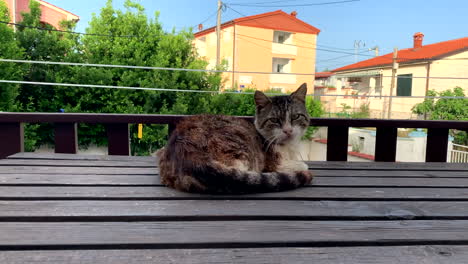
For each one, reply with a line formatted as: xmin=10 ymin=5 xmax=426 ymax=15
xmin=387 ymin=47 xmax=398 ymax=119
xmin=354 ymin=40 xmax=365 ymax=63
xmin=369 ymin=46 xmax=379 ymax=57
xmin=216 ymin=0 xmax=222 ymax=66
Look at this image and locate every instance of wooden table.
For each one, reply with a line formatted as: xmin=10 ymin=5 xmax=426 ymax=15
xmin=0 ymin=153 xmax=467 ymax=263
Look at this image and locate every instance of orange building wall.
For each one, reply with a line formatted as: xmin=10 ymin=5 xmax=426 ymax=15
xmin=194 ymin=24 xmax=317 ymax=93
xmin=3 ymin=0 xmax=78 ymax=29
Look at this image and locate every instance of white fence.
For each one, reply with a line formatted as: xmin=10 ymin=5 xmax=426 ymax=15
xmin=450 ymin=143 xmax=468 ymax=163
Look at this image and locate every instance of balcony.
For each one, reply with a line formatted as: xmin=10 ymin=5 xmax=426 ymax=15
xmin=271 ymin=42 xmax=297 ymax=56
xmin=269 ymin=73 xmax=297 ymax=84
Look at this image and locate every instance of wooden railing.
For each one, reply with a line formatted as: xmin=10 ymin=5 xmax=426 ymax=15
xmin=1 ymin=112 xmax=467 ymax=162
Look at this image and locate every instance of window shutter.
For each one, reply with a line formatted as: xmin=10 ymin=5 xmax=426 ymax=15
xmin=397 ymin=74 xmax=412 ymax=96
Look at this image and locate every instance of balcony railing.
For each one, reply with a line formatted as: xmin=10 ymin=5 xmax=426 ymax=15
xmin=269 ymin=73 xmax=297 ymax=84
xmin=271 ymin=42 xmax=297 ymax=56
xmin=1 ymin=112 xmax=467 ymax=162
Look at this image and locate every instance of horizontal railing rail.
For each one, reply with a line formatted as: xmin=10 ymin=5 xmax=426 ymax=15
xmin=1 ymin=112 xmax=467 ymax=162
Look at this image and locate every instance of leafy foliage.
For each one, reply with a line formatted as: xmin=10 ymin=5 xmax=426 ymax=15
xmin=412 ymin=87 xmax=468 ymax=145
xmin=0 ymin=1 xmax=23 ymax=111
xmin=4 ymin=0 xmax=325 ymax=154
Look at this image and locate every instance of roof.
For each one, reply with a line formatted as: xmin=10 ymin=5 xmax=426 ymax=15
xmin=38 ymin=0 xmax=79 ymax=20
xmin=194 ymin=10 xmax=320 ymax=38
xmin=315 ymin=71 xmax=334 ymax=78
xmin=333 ymin=37 xmax=468 ymax=72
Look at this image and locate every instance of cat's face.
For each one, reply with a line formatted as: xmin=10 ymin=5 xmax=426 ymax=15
xmin=254 ymin=83 xmax=311 ymax=145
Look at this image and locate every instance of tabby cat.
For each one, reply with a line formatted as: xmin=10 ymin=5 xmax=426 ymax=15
xmin=158 ymin=83 xmax=313 ymax=194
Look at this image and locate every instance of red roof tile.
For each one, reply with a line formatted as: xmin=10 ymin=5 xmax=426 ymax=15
xmin=194 ymin=10 xmax=320 ymax=38
xmin=332 ymin=37 xmax=468 ymax=72
xmin=315 ymin=71 xmax=334 ymax=78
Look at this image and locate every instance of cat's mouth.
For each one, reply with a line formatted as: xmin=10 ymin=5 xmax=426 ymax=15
xmin=277 ymin=134 xmax=294 ymax=145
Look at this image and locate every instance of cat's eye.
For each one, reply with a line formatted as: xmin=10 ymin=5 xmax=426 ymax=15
xmin=268 ymin=118 xmax=281 ymax=124
xmin=292 ymin=114 xmax=301 ymax=120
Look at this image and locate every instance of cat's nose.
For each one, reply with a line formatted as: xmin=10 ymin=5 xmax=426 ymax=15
xmin=283 ymin=127 xmax=293 ymax=136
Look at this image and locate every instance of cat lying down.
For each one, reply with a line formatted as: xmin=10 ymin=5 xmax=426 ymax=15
xmin=157 ymin=83 xmax=313 ymax=194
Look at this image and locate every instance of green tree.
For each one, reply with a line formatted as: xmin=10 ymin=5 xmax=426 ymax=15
xmin=14 ymin=0 xmax=81 ymax=150
xmin=0 ymin=1 xmax=23 ymax=111
xmin=412 ymin=87 xmax=468 ymax=145
xmin=78 ymin=0 xmax=222 ymax=154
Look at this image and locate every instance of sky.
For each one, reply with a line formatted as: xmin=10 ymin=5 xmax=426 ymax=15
xmin=45 ymin=0 xmax=468 ymax=71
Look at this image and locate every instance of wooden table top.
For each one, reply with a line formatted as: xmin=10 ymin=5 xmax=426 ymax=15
xmin=0 ymin=152 xmax=467 ymax=263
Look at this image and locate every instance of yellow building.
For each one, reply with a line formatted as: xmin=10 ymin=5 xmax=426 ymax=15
xmin=193 ymin=10 xmax=320 ymax=92
xmin=330 ymin=33 xmax=468 ymax=119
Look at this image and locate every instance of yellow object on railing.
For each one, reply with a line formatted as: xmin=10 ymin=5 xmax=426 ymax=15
xmin=138 ymin=123 xmax=143 ymax=139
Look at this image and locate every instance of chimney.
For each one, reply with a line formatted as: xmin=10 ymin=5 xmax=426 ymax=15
xmin=198 ymin=24 xmax=203 ymax=31
xmin=413 ymin=32 xmax=424 ymax=49
xmin=290 ymin=11 xmax=297 ymax=17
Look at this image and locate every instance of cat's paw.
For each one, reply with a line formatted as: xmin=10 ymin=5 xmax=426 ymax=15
xmin=295 ymin=170 xmax=314 ymax=185
xmin=278 ymin=160 xmax=308 ymax=173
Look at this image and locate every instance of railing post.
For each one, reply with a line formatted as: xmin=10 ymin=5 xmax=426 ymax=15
xmin=106 ymin=123 xmax=130 ymax=156
xmin=168 ymin=123 xmax=177 ymax=138
xmin=426 ymin=128 xmax=449 ymax=162
xmin=375 ymin=127 xmax=397 ymax=162
xmin=54 ymin=123 xmax=78 ymax=154
xmin=0 ymin=123 xmax=24 ymax=159
xmin=326 ymin=126 xmax=349 ymax=161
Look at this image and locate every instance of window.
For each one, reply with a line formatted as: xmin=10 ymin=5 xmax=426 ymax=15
xmin=272 ymin=58 xmax=291 ymax=73
xmin=278 ymin=34 xmax=285 ymax=43
xmin=273 ymin=31 xmax=292 ymax=44
xmin=276 ymin=64 xmax=284 ymax=73
xmin=397 ymin=74 xmax=413 ymax=96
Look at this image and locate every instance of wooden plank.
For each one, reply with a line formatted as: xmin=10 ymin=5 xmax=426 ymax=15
xmin=106 ymin=123 xmax=130 ymax=156
xmin=3 ymin=174 xmax=468 ymax=187
xmin=1 ymin=246 xmax=467 ymax=264
xmin=0 ymin=123 xmax=24 ymax=159
xmin=54 ymin=123 xmax=78 ymax=154
xmin=375 ymin=127 xmax=397 ymax=162
xmin=1 ymin=200 xmax=468 ymax=220
xmin=0 ymin=186 xmax=467 ymax=200
xmin=2 ymin=220 xmax=468 ymax=248
xmin=7 ymin=152 xmax=156 ymax=162
xmin=309 ymin=169 xmax=468 ymax=177
xmin=0 ymin=159 xmax=155 ymax=167
xmin=0 ymin=166 xmax=157 ymax=175
xmin=326 ymin=126 xmax=349 ymax=161
xmin=426 ymin=128 xmax=449 ymax=162
xmin=306 ymin=161 xmax=468 ymax=171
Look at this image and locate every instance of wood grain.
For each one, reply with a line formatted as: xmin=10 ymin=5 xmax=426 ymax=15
xmin=0 ymin=200 xmax=467 ymax=220
xmin=0 ymin=186 xmax=467 ymax=200
xmin=2 ymin=220 xmax=468 ymax=248
xmin=1 ymin=246 xmax=466 ymax=264
xmin=2 ymin=174 xmax=468 ymax=187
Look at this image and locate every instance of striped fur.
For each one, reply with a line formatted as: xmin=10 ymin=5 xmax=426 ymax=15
xmin=158 ymin=84 xmax=312 ymax=194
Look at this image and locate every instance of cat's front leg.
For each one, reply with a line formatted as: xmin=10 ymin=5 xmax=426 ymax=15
xmin=277 ymin=159 xmax=308 ymax=174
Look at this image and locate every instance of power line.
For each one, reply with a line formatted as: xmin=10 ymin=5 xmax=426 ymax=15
xmin=317 ymin=50 xmax=373 ymax=63
xmin=192 ymin=9 xmax=220 ymax=29
xmin=3 ymin=59 xmax=468 ymax=80
xmin=0 ymin=59 xmax=316 ymax=76
xmin=1 ymin=80 xmax=466 ymax=99
xmin=228 ymin=0 xmax=304 ymax=4
xmin=228 ymin=0 xmax=360 ymax=7
xmin=225 ymin=5 xmax=468 ymax=62
xmin=0 ymin=21 xmax=137 ymax=38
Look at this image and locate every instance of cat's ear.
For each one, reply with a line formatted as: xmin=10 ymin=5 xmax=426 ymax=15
xmin=254 ymin=90 xmax=271 ymax=109
xmin=290 ymin=83 xmax=307 ymax=102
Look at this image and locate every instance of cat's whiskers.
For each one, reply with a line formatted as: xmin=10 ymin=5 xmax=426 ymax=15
xmin=265 ymin=135 xmax=279 ymax=153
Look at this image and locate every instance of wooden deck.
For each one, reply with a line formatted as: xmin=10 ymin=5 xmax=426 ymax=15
xmin=1 ymin=153 xmax=468 ymax=263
